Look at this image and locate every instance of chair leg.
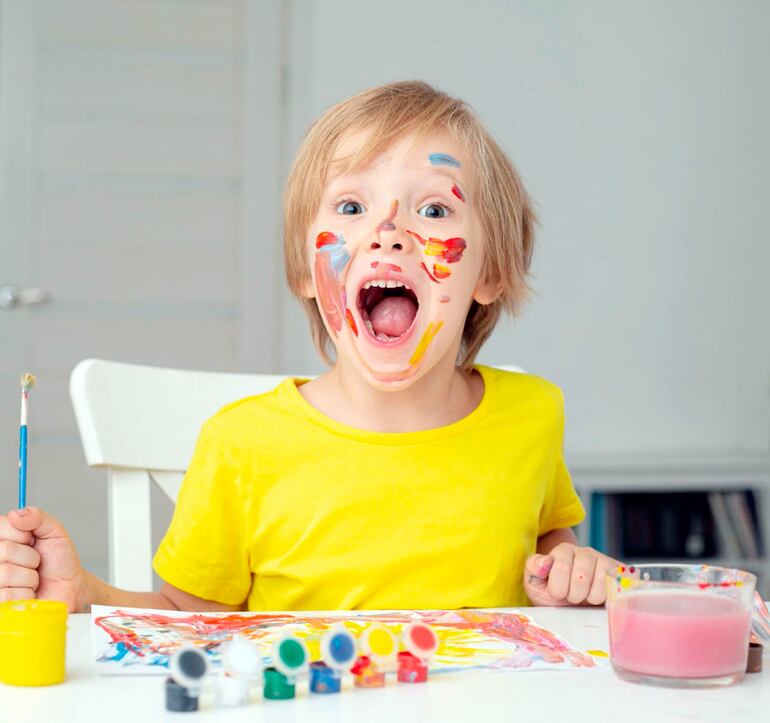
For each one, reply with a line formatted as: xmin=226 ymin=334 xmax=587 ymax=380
xmin=108 ymin=469 xmax=153 ymax=591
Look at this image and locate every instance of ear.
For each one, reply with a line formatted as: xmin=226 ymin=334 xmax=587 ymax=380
xmin=472 ymin=276 xmax=502 ymax=305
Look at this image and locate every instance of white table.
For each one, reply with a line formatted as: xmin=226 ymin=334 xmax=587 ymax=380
xmin=0 ymin=608 xmax=767 ymax=723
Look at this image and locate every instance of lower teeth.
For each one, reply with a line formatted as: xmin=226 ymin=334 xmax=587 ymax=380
xmin=375 ymin=332 xmax=397 ymax=342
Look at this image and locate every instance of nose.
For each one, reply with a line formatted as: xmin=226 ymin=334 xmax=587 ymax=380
xmin=370 ymin=199 xmax=415 ymax=254
xmin=369 ymin=233 xmax=415 ymax=254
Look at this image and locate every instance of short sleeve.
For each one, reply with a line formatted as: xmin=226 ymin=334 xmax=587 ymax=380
xmin=153 ymin=419 xmax=251 ymax=605
xmin=537 ymin=392 xmax=586 ymax=535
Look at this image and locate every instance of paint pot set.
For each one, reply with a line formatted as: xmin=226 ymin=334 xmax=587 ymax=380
xmin=164 ymin=621 xmax=439 ymax=712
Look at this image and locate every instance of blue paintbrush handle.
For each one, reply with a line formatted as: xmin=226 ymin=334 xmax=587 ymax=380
xmin=18 ymin=424 xmax=27 ymax=508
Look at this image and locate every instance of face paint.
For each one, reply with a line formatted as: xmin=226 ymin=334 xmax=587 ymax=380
xmin=314 ymin=231 xmax=351 ymax=337
xmin=406 ymin=231 xmax=467 ymax=264
xmin=316 ymin=231 xmax=350 ymax=274
xmin=419 ymin=261 xmax=439 ymax=283
xmin=433 ymin=264 xmax=450 ymax=280
xmin=428 ymin=153 xmax=461 ymax=168
xmin=345 ymin=308 xmax=358 ymax=336
xmin=308 ymin=132 xmax=486 ymax=391
xmin=375 ymin=199 xmax=398 ymax=233
xmin=409 ymin=321 xmax=443 ymax=366
xmin=410 ymin=231 xmax=467 ymax=283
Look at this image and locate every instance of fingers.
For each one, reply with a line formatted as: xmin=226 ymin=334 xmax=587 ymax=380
xmin=524 ymin=553 xmax=554 ymax=584
xmin=0 ymin=564 xmax=39 ymax=590
xmin=545 ymin=544 xmax=576 ymax=601
xmin=565 ymin=548 xmax=597 ymax=604
xmin=0 ymin=587 xmax=36 ymax=602
xmin=587 ymin=555 xmax=621 ymax=605
xmin=0 ymin=540 xmax=41 ymax=568
xmin=0 ymin=515 xmax=33 ymax=545
xmin=7 ymin=507 xmax=69 ymax=543
xmin=544 ymin=543 xmax=616 ymax=605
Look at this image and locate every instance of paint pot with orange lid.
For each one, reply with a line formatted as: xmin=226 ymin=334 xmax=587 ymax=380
xmin=0 ymin=599 xmax=68 ymax=686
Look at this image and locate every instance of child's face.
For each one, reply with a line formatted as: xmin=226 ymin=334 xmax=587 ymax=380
xmin=306 ymin=131 xmax=496 ymax=390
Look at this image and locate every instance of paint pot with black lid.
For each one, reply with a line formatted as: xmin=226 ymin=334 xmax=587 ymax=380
xmin=166 ymin=645 xmax=210 ymax=712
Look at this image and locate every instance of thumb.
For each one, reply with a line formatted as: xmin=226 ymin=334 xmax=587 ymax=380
xmin=525 ymin=554 xmax=554 ymax=589
xmin=8 ymin=507 xmax=68 ymax=541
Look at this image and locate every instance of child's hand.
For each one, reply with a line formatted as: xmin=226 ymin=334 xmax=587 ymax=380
xmin=0 ymin=507 xmax=88 ymax=612
xmin=524 ymin=543 xmax=620 ymax=606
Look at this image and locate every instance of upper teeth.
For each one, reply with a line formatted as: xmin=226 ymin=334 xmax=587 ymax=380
xmin=363 ymin=279 xmax=409 ymax=289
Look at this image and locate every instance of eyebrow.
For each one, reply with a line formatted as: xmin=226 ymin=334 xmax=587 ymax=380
xmin=428 ymin=153 xmax=461 ymax=168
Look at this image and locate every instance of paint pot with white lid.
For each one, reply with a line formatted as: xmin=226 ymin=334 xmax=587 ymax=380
xmin=215 ymin=636 xmax=262 ymax=707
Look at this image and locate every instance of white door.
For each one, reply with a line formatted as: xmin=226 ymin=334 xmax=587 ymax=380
xmin=0 ymin=0 xmax=284 ymax=581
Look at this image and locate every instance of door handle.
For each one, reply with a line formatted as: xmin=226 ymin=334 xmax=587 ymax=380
xmin=0 ymin=285 xmax=50 ymax=311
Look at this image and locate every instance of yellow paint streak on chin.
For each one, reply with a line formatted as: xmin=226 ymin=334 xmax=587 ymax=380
xmin=409 ymin=321 xmax=443 ymax=366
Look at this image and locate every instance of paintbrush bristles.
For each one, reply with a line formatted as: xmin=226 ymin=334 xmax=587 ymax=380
xmin=20 ymin=373 xmax=36 ymax=391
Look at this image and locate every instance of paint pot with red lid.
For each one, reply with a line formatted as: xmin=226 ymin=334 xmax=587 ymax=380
xmin=396 ymin=651 xmax=428 ymax=683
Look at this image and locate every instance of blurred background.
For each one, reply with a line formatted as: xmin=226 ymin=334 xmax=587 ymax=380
xmin=1 ymin=0 xmax=769 ymax=592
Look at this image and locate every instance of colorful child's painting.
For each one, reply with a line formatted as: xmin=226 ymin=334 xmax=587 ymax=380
xmin=91 ymin=606 xmax=596 ymax=676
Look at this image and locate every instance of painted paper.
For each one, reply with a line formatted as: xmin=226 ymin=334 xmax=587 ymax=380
xmin=91 ymin=606 xmax=596 ymax=676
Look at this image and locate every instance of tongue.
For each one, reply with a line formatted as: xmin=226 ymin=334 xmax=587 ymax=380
xmin=370 ymin=296 xmax=417 ymax=337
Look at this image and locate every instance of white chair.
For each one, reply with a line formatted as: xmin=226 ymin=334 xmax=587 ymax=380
xmin=69 ymin=358 xmax=302 ymax=591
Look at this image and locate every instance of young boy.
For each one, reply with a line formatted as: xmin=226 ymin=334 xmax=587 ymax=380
xmin=0 ymin=81 xmax=617 ymax=612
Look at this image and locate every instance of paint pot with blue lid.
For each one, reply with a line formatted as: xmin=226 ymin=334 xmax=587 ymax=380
xmin=309 ymin=661 xmax=341 ymax=694
xmin=312 ymin=623 xmax=356 ymax=693
xmin=166 ymin=645 xmax=210 ymax=712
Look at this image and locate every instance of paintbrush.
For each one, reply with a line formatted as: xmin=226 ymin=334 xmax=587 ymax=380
xmin=752 ymin=590 xmax=770 ymax=645
xmin=18 ymin=373 xmax=36 ymax=508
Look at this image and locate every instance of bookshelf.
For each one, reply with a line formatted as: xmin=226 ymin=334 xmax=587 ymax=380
xmin=569 ymin=452 xmax=770 ymax=597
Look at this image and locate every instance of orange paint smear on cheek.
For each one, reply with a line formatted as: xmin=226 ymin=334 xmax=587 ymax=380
xmin=345 ymin=308 xmax=358 ymax=336
xmin=433 ymin=263 xmax=450 ymax=280
xmin=419 ymin=262 xmax=439 ymax=283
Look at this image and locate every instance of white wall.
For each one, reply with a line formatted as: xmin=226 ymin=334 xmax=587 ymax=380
xmin=280 ymin=0 xmax=770 ymax=457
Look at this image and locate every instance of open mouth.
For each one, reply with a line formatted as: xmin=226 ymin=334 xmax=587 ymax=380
xmin=357 ymin=279 xmax=420 ymax=344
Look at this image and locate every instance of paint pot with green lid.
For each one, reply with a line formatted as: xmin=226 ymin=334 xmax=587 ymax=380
xmin=272 ymin=632 xmax=309 ymax=680
xmin=263 ymin=666 xmax=295 ymax=700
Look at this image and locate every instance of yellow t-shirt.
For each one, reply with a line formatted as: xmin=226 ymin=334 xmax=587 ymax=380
xmin=153 ymin=365 xmax=585 ymax=610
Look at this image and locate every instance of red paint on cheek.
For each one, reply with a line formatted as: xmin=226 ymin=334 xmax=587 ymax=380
xmin=316 ymin=231 xmax=339 ymax=248
xmin=451 ymin=184 xmax=465 ymax=202
xmin=315 ymin=252 xmax=345 ymax=335
xmin=371 ymin=261 xmax=379 ymax=269
xmin=419 ymin=262 xmax=439 ymax=283
xmin=406 ymin=229 xmax=467 ymax=264
xmin=345 ymin=308 xmax=358 ymax=336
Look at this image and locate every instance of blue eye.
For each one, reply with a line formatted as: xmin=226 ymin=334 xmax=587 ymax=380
xmin=418 ymin=203 xmax=450 ymax=219
xmin=336 ymin=200 xmax=366 ymax=215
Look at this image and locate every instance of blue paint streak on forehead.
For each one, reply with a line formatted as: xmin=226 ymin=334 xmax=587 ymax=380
xmin=428 ymin=153 xmax=461 ymax=168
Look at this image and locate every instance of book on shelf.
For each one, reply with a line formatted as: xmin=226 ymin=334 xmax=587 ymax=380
xmin=588 ymin=490 xmax=763 ymax=561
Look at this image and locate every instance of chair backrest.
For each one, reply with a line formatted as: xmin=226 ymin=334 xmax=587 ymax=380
xmin=70 ymin=359 xmax=524 ymax=591
xmin=70 ymin=358 xmax=303 ymax=590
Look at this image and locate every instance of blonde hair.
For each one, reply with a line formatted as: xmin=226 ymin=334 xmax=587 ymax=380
xmin=283 ymin=80 xmax=536 ymax=370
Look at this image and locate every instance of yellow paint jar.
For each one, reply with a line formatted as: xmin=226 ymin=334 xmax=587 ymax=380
xmin=0 ymin=599 xmax=68 ymax=686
